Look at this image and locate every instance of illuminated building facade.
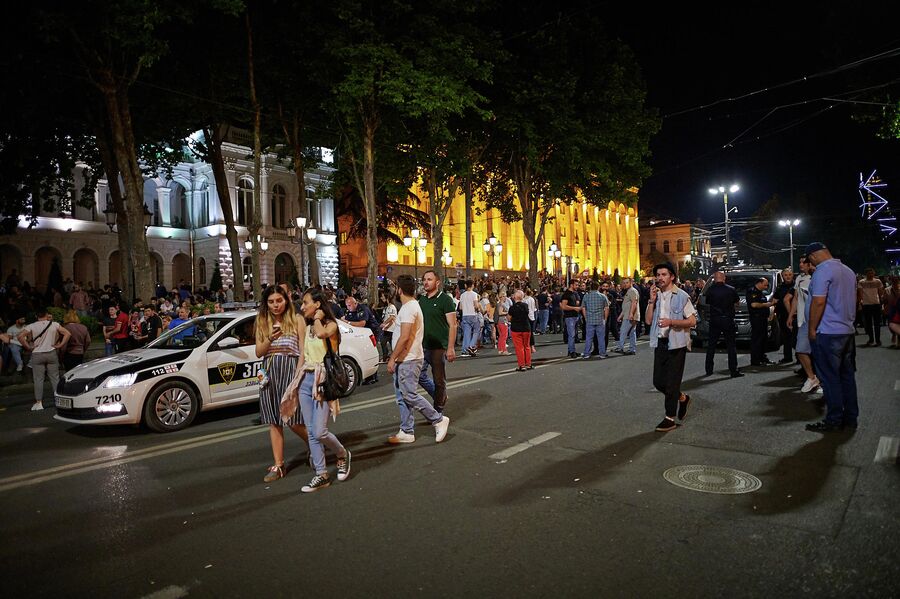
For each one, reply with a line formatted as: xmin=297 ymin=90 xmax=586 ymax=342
xmin=339 ymin=186 xmax=642 ymax=280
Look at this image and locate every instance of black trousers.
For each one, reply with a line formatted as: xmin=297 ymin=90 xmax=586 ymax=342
xmin=778 ymin=316 xmax=793 ymax=361
xmin=862 ymin=304 xmax=882 ymax=344
xmin=750 ymin=314 xmax=768 ymax=364
xmin=653 ymin=339 xmax=687 ymax=418
xmin=706 ymin=317 xmax=738 ymax=374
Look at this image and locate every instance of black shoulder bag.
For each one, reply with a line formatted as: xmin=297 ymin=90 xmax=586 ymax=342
xmin=320 ymin=336 xmax=349 ymax=401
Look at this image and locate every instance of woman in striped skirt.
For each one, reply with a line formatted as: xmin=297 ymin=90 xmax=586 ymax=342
xmin=255 ymin=285 xmax=309 ymax=483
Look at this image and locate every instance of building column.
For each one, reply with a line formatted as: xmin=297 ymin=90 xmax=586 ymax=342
xmin=157 ymin=187 xmax=172 ymax=227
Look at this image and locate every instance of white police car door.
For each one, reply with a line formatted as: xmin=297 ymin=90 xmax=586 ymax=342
xmin=205 ymin=318 xmax=262 ymax=403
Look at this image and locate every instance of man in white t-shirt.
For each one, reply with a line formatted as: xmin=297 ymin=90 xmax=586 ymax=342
xmin=458 ymin=279 xmax=481 ymax=356
xmin=788 ymin=255 xmax=818 ymax=392
xmin=387 ymin=275 xmax=450 ymax=444
xmin=18 ymin=308 xmax=71 ymax=411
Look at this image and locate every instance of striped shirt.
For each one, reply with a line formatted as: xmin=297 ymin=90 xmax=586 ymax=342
xmin=268 ymin=333 xmax=300 ymax=357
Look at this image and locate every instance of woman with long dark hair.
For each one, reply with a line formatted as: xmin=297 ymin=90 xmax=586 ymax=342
xmin=296 ymin=287 xmax=351 ymax=492
xmin=255 ymin=285 xmax=309 ymax=483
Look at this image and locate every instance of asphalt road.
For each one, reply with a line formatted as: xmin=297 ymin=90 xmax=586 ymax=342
xmin=1 ymin=333 xmax=898 ymax=598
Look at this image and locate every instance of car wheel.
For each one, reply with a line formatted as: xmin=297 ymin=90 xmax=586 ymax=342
xmin=341 ymin=358 xmax=362 ymax=398
xmin=143 ymin=381 xmax=199 ymax=433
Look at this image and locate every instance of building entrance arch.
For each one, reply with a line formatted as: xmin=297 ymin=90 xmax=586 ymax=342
xmin=172 ymin=253 xmax=192 ymax=288
xmin=73 ymin=248 xmax=100 ymax=289
xmin=274 ymin=252 xmax=296 ymax=285
xmin=35 ymin=247 xmax=63 ymax=293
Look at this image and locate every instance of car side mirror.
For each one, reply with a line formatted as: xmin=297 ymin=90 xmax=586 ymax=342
xmin=218 ymin=337 xmax=240 ymax=349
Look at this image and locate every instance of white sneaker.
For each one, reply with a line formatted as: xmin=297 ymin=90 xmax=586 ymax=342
xmin=387 ymin=430 xmax=416 ymax=444
xmin=801 ymin=377 xmax=819 ymax=393
xmin=433 ymin=416 xmax=450 ymax=443
xmin=814 ymin=387 xmax=824 ymax=394
xmin=15 ymin=364 xmax=22 ymax=372
xmin=31 ymin=402 xmax=44 ymax=411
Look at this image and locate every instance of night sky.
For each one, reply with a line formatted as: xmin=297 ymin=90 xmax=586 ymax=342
xmin=606 ymin=2 xmax=900 ymax=227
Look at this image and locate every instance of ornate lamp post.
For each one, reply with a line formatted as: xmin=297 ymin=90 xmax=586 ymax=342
xmin=482 ymin=234 xmax=502 ymax=271
xmin=287 ymin=216 xmax=317 ymax=287
xmin=402 ymin=228 xmax=428 ymax=280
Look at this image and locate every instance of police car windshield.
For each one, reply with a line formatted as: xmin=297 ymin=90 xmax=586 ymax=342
xmin=707 ymin=274 xmax=773 ymax=296
xmin=147 ymin=317 xmax=232 ymax=349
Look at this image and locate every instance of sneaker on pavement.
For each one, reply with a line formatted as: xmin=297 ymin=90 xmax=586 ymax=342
xmin=655 ymin=417 xmax=677 ymax=432
xmin=336 ymin=450 xmax=351 ymax=482
xmin=31 ymin=402 xmax=44 ymax=411
xmin=433 ymin=416 xmax=450 ymax=443
xmin=814 ymin=387 xmax=824 ymax=394
xmin=388 ymin=430 xmax=416 ymax=444
xmin=301 ymin=473 xmax=331 ymax=493
xmin=16 ymin=364 xmax=23 ymax=372
xmin=801 ymin=377 xmax=819 ymax=393
xmin=677 ymin=394 xmax=691 ymax=421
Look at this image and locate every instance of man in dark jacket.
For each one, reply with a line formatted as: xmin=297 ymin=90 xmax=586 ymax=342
xmin=704 ymin=271 xmax=743 ymax=377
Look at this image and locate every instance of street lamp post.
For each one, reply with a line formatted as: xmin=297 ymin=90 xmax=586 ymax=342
xmin=482 ymin=234 xmax=502 ymax=272
xmin=287 ymin=217 xmax=317 ymax=287
xmin=548 ymin=242 xmax=562 ymax=280
xmin=778 ymin=218 xmax=801 ymax=270
xmin=402 ymin=228 xmax=428 ymax=281
xmin=708 ymin=184 xmax=739 ymax=266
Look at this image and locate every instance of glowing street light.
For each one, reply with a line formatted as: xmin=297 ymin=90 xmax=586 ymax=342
xmin=778 ymin=218 xmax=801 ymax=270
xmin=709 ymin=184 xmax=740 ymax=265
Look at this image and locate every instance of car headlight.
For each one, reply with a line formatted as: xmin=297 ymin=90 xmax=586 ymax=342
xmin=103 ymin=373 xmax=137 ymax=388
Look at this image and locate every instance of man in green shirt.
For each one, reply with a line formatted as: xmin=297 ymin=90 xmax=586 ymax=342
xmin=417 ymin=270 xmax=458 ymax=413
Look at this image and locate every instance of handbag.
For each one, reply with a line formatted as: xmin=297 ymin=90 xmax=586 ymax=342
xmin=319 ymin=336 xmax=349 ymax=401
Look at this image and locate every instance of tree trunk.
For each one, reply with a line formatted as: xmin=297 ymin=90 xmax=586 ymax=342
xmin=100 ymin=78 xmax=152 ymax=303
xmin=95 ymin=122 xmax=133 ymax=298
xmin=247 ymin=11 xmax=262 ymax=301
xmin=283 ymin=112 xmax=319 ymax=287
xmin=363 ymin=120 xmax=379 ymax=306
xmin=205 ymin=125 xmax=245 ymax=301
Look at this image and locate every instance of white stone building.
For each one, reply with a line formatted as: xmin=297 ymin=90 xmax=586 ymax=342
xmin=0 ymin=131 xmax=339 ymax=294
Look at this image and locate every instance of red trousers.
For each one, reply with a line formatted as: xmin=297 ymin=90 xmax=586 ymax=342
xmin=497 ymin=322 xmax=508 ymax=353
xmin=511 ymin=331 xmax=532 ymax=367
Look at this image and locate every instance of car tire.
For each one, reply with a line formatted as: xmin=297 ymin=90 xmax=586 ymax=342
xmin=341 ymin=357 xmax=362 ymax=398
xmin=143 ymin=380 xmax=200 ymax=433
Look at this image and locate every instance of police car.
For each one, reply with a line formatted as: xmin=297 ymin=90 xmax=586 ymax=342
xmin=54 ymin=312 xmax=379 ymax=432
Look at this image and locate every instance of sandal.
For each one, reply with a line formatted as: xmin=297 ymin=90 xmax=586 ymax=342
xmin=263 ymin=464 xmax=285 ymax=483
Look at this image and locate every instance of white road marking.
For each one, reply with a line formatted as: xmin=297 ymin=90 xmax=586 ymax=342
xmin=874 ymin=436 xmax=900 ymax=464
xmin=894 ymin=379 xmax=900 ymax=392
xmin=489 ymin=432 xmax=562 ymax=461
xmin=0 ymin=357 xmax=571 ymax=493
xmin=141 ymin=585 xmax=189 ymax=599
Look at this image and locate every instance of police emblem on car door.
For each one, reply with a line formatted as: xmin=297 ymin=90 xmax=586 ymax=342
xmin=206 ymin=319 xmax=261 ymax=403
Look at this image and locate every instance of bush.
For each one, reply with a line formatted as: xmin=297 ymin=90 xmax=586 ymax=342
xmin=47 ymin=307 xmax=66 ymax=323
xmin=80 ymin=315 xmax=102 ymax=338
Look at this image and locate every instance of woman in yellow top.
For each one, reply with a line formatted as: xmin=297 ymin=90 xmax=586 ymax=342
xmin=255 ymin=286 xmax=309 ymax=483
xmin=297 ymin=287 xmax=351 ymax=493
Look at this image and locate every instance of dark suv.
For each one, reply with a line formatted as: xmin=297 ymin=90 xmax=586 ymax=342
xmin=692 ymin=267 xmax=783 ymax=350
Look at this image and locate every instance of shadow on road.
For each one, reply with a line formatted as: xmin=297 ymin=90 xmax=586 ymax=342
xmin=754 ymin=389 xmax=825 ymax=424
xmin=485 ymin=431 xmax=660 ymax=505
xmin=746 ymin=430 xmax=856 ymax=515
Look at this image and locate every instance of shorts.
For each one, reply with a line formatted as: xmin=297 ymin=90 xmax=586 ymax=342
xmin=795 ymin=323 xmax=811 ymax=354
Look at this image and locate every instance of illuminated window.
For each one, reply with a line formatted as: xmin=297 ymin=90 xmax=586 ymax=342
xmin=650 ymin=241 xmax=657 ymax=252
xmin=237 ymin=179 xmax=254 ymax=226
xmin=574 ymin=209 xmax=579 ymax=222
xmin=271 ymin=184 xmax=287 ymax=229
xmin=676 ymin=239 xmax=684 ymax=252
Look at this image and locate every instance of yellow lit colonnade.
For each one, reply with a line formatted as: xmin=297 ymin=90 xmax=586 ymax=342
xmin=385 ymin=187 xmax=641 ymax=278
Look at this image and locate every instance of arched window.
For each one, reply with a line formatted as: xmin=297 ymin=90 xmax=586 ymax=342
xmin=676 ymin=239 xmax=684 ymax=252
xmin=196 ymin=181 xmax=209 ymax=227
xmin=663 ymin=240 xmax=670 ymax=253
xmin=237 ymin=179 xmax=254 ymax=226
xmin=198 ymin=258 xmax=207 ymax=285
xmin=271 ymin=184 xmax=287 ymax=229
xmin=649 ymin=241 xmax=657 ymax=252
xmin=242 ymin=256 xmax=253 ymax=283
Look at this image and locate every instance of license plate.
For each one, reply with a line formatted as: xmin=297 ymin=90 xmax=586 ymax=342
xmin=55 ymin=396 xmax=73 ymax=409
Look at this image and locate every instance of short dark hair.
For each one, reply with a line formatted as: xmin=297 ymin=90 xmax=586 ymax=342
xmin=397 ymin=275 xmax=416 ymax=297
xmin=35 ymin=307 xmax=48 ymax=317
xmin=756 ymin=277 xmax=768 ymax=285
xmin=653 ymin=262 xmax=678 ymax=279
xmin=589 ymin=281 xmax=599 ymax=290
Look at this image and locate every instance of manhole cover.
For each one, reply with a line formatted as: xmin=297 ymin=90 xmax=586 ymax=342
xmin=663 ymin=465 xmax=762 ymax=494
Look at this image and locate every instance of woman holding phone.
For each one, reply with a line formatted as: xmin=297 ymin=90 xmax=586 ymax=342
xmin=255 ymin=285 xmax=309 ymax=483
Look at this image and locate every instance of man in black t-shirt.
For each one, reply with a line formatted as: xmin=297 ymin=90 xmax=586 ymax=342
xmin=536 ymin=288 xmax=550 ymax=334
xmin=704 ymin=271 xmax=742 ymax=377
xmin=560 ymin=281 xmax=582 ymax=357
xmin=747 ymin=278 xmax=777 ymax=365
xmin=772 ymin=269 xmax=795 ymax=364
xmin=136 ymin=307 xmax=163 ymax=346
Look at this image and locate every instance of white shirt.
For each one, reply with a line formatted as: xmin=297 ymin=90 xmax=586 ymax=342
xmin=794 ymin=273 xmax=812 ymax=328
xmin=23 ymin=320 xmax=62 ymax=354
xmin=397 ymin=299 xmax=425 ymax=361
xmin=7 ymin=324 xmax=24 ymax=347
xmin=382 ymin=303 xmax=399 ymax=334
xmin=459 ymin=290 xmax=480 ymax=317
xmin=524 ymin=295 xmax=537 ymax=320
xmin=657 ymin=289 xmax=696 ymax=338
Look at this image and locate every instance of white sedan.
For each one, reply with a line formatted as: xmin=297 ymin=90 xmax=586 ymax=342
xmin=54 ymin=312 xmax=379 ymax=432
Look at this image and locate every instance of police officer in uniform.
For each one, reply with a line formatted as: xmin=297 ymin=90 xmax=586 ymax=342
xmin=747 ymin=277 xmax=777 ymax=366
xmin=704 ymin=271 xmax=743 ymax=377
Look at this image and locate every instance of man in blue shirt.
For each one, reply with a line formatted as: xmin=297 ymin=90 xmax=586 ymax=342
xmin=805 ymin=242 xmax=859 ymax=432
xmin=581 ymin=281 xmax=609 ymax=359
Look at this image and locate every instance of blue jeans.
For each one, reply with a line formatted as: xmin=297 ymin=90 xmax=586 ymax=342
xmin=104 ymin=340 xmax=115 ymax=356
xmin=9 ymin=344 xmax=23 ymax=369
xmin=583 ymin=323 xmax=608 ymax=357
xmin=461 ymin=315 xmax=480 ymax=351
xmin=536 ymin=309 xmax=549 ymax=333
xmin=565 ymin=317 xmax=578 ymax=354
xmin=811 ymin=334 xmax=859 ymax=426
xmin=395 ymin=359 xmax=441 ymax=434
xmin=618 ymin=319 xmax=637 ymax=353
xmin=298 ymin=373 xmax=347 ymax=475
